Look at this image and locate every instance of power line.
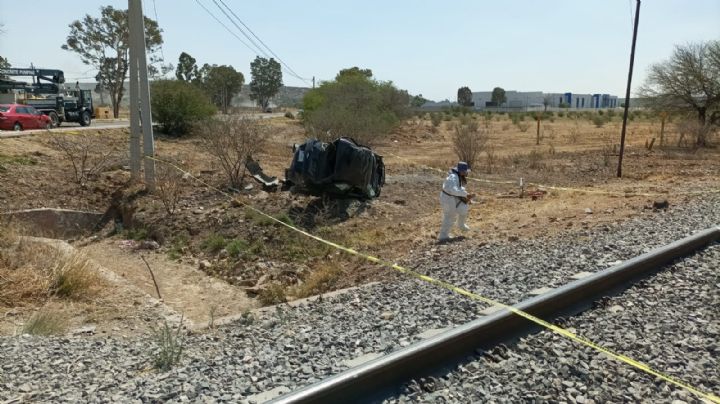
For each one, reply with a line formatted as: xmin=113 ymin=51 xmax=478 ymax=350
xmin=193 ymin=0 xmax=311 ymax=86
xmin=210 ymin=0 xmax=273 ymax=59
xmin=151 ymin=0 xmax=166 ymax=61
xmin=210 ymin=0 xmax=310 ymax=84
xmin=216 ymin=0 xmax=309 ymax=82
xmin=193 ymin=0 xmax=256 ymax=53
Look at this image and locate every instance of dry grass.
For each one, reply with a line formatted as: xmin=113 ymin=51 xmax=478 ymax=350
xmin=0 ymin=224 xmax=104 ymax=307
xmin=292 ymin=263 xmax=343 ymax=298
xmin=21 ymin=309 xmax=68 ymax=335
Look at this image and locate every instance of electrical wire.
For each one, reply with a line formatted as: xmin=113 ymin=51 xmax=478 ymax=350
xmin=216 ymin=0 xmax=310 ymax=82
xmin=151 ymin=0 xmax=166 ymax=61
xmin=210 ymin=0 xmax=311 ymax=84
xmin=193 ymin=0 xmax=258 ymax=54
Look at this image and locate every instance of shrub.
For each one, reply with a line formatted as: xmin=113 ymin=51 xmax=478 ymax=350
xmin=151 ymin=318 xmax=185 ymax=371
xmin=151 ymin=79 xmax=216 ymax=136
xmin=196 ymin=116 xmax=266 ymax=188
xmin=293 ymin=263 xmax=342 ymax=298
xmin=21 ymin=310 xmax=67 ymax=336
xmin=592 ymin=115 xmax=607 ymax=128
xmin=47 ymin=134 xmax=121 ymax=187
xmin=302 ymin=69 xmax=409 ymax=145
xmin=258 ymin=283 xmax=287 ymax=305
xmin=50 ymin=253 xmax=100 ymax=299
xmin=201 ymin=234 xmax=226 ymax=253
xmin=517 ymin=122 xmax=530 ymax=132
xmin=452 ymin=122 xmax=487 ymax=170
xmin=225 ymin=239 xmax=248 ymax=258
xmin=155 ymin=158 xmax=185 ymax=216
xmin=430 ymin=113 xmax=442 ymax=128
xmin=527 ymin=149 xmax=545 ymax=170
xmin=284 ymin=111 xmax=295 ymax=119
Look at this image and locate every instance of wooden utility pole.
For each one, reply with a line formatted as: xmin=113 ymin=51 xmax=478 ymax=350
xmin=128 ymin=0 xmax=155 ymax=189
xmin=617 ymin=0 xmax=641 ymax=178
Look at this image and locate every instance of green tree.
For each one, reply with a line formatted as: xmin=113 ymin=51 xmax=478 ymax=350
xmin=151 ymin=79 xmax=216 ymax=135
xmin=61 ymin=6 xmax=167 ymax=118
xmin=457 ymin=86 xmax=473 ymax=107
xmin=336 ymin=67 xmax=373 ymax=80
xmin=175 ymin=52 xmax=199 ymax=82
xmin=491 ymin=87 xmax=506 ymax=107
xmin=411 ymin=94 xmax=428 ymax=108
xmin=302 ymin=68 xmax=409 ymax=145
xmin=198 ymin=64 xmax=244 ymax=114
xmin=249 ymin=56 xmax=283 ymax=110
xmin=639 ymin=40 xmax=720 ymax=128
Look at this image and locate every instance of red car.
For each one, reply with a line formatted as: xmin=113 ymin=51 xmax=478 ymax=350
xmin=0 ymin=104 xmax=53 ymax=131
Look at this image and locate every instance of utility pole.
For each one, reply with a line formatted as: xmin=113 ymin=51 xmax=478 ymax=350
xmin=617 ymin=0 xmax=641 ymax=178
xmin=128 ymin=0 xmax=155 ymax=189
xmin=312 ymin=76 xmax=315 ymax=88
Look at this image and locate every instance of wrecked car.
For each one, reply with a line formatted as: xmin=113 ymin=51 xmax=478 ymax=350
xmin=285 ymin=137 xmax=385 ymax=199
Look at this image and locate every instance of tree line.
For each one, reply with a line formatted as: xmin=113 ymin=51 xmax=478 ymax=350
xmin=57 ymin=5 xmax=282 ymax=119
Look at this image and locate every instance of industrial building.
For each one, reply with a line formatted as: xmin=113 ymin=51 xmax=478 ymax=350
xmin=470 ymin=90 xmax=618 ymax=110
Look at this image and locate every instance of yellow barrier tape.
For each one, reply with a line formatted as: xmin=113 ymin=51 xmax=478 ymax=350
xmin=384 ymin=151 xmax=720 ymax=197
xmin=146 ymin=156 xmax=719 ymax=403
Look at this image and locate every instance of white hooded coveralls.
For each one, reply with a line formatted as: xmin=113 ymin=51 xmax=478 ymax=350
xmin=439 ymin=170 xmax=469 ymax=240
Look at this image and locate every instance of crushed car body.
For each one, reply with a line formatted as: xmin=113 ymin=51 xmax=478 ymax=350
xmin=285 ymin=137 xmax=385 ymax=199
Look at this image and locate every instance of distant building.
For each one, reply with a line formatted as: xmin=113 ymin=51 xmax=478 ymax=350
xmin=470 ymin=90 xmax=618 ymax=110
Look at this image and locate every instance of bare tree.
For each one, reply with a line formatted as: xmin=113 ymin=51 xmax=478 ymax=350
xmin=639 ymin=40 xmax=720 ymax=146
xmin=197 ymin=117 xmax=266 ymax=188
xmin=452 ymin=121 xmax=487 ymax=170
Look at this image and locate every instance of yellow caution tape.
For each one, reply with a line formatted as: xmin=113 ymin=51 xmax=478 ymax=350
xmin=385 ymin=151 xmax=719 ymax=197
xmin=146 ymin=156 xmax=719 ymax=403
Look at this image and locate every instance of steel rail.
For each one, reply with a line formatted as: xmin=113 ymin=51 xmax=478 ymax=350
xmin=270 ymin=226 xmax=720 ymax=404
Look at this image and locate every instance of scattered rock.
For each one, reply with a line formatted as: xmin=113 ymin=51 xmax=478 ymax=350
xmin=584 ymin=208 xmax=593 ymax=214
xmin=380 ymin=311 xmax=395 ymax=321
xmin=137 ymin=240 xmax=160 ymax=250
xmin=653 ymin=199 xmax=669 ymax=210
xmin=199 ymin=260 xmax=212 ymax=270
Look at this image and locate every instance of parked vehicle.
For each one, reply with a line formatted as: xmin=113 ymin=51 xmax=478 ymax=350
xmin=0 ymin=67 xmax=94 ymax=127
xmin=0 ymin=104 xmax=53 ymax=131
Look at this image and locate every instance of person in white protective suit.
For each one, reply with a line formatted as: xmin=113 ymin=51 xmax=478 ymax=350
xmin=438 ymin=162 xmax=475 ymax=241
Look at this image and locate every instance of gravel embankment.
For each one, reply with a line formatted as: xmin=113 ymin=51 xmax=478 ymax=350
xmin=388 ymin=242 xmax=720 ymax=404
xmin=1 ymin=194 xmax=719 ymax=403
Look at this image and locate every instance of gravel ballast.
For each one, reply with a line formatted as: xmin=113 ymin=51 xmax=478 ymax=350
xmin=1 ymin=194 xmax=719 ymax=403
xmin=388 ymin=242 xmax=720 ymax=404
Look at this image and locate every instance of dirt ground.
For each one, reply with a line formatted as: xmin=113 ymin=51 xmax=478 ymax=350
xmin=1 ymin=112 xmax=718 ymax=336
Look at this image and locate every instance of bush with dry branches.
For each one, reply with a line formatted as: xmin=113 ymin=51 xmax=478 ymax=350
xmin=452 ymin=121 xmax=487 ymax=170
xmin=196 ymin=116 xmax=266 ymax=189
xmin=47 ymin=134 xmax=122 ymax=187
xmin=154 ymin=157 xmax=187 ymax=216
xmin=675 ymin=119 xmax=718 ymax=148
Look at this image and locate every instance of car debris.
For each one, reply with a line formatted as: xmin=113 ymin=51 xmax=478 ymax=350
xmin=285 ymin=137 xmax=385 ymax=199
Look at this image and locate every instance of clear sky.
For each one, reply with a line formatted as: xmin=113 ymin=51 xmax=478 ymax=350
xmin=1 ymin=1 xmax=718 ymax=101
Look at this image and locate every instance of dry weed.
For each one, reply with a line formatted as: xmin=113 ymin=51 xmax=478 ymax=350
xmin=0 ymin=229 xmax=103 ymax=306
xmin=21 ymin=309 xmax=68 ymax=335
xmin=293 ymin=263 xmax=342 ymax=298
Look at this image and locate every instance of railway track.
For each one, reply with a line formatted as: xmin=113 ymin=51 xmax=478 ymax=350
xmin=2 ymin=196 xmax=719 ymax=402
xmin=271 ymin=226 xmax=720 ymax=403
